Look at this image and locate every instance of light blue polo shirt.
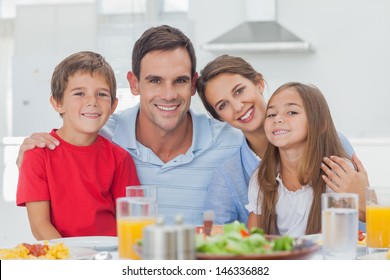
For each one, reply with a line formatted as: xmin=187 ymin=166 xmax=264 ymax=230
xmin=100 ymin=105 xmax=243 ymax=225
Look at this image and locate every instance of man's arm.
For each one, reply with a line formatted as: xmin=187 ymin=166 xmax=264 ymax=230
xmin=16 ymin=133 xmax=60 ymax=168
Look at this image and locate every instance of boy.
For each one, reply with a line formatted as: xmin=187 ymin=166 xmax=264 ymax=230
xmin=16 ymin=51 xmax=140 ymax=240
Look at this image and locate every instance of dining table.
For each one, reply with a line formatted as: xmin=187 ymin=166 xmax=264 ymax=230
xmin=35 ymin=234 xmax=375 ymax=260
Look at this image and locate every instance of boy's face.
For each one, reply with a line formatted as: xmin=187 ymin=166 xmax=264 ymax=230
xmin=51 ymin=72 xmax=118 ymax=142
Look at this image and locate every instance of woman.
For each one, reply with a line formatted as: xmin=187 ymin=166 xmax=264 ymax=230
xmin=196 ymin=55 xmax=368 ymax=225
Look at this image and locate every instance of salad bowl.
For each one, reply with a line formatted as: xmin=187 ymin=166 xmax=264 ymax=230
xmin=196 ymin=222 xmax=320 ymax=260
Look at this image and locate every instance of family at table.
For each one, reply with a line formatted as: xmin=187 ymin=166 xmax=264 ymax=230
xmin=15 ymin=25 xmax=369 ymax=241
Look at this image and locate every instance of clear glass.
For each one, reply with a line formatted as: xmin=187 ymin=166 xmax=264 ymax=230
xmin=322 ymin=193 xmax=359 ymax=260
xmin=117 ymin=185 xmax=158 ymax=259
xmin=366 ymin=186 xmax=390 ymax=254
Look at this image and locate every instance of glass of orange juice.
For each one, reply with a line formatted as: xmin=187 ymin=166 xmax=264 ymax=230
xmin=366 ymin=186 xmax=390 ymax=254
xmin=117 ymin=185 xmax=157 ymax=259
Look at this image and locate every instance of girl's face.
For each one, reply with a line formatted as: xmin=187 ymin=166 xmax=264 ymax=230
xmin=264 ymin=88 xmax=308 ymax=151
xmin=204 ymin=73 xmax=266 ymax=134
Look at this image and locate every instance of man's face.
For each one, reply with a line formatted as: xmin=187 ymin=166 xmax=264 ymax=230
xmin=128 ymin=48 xmax=196 ymax=134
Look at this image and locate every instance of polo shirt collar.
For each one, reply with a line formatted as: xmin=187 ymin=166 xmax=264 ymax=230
xmin=191 ymin=109 xmax=213 ymax=152
xmin=112 ymin=104 xmax=213 ymax=153
xmin=112 ymin=104 xmax=138 ymax=150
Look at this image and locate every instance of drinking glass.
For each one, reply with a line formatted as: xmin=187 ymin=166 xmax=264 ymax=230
xmin=366 ymin=186 xmax=390 ymax=254
xmin=322 ymin=193 xmax=359 ymax=259
xmin=117 ymin=185 xmax=157 ymax=259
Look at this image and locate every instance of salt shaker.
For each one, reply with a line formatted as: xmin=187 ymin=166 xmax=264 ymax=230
xmin=175 ymin=214 xmax=196 ymax=260
xmin=142 ymin=216 xmax=177 ymax=260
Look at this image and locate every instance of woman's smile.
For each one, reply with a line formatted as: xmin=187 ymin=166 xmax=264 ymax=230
xmin=238 ymin=106 xmax=255 ymax=123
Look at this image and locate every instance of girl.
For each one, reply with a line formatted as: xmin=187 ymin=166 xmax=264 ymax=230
xmin=197 ymin=55 xmax=368 ymax=226
xmin=246 ymin=82 xmax=364 ymax=237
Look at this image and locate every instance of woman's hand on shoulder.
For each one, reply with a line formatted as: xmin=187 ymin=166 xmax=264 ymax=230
xmin=321 ymin=154 xmax=369 ymax=193
xmin=321 ymin=154 xmax=368 ymax=221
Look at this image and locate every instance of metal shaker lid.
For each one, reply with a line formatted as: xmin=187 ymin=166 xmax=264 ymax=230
xmin=175 ymin=214 xmax=196 ymax=260
xmin=142 ymin=216 xmax=177 ymax=260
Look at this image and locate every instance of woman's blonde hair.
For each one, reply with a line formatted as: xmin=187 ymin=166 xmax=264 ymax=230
xmin=258 ymin=82 xmax=350 ymax=235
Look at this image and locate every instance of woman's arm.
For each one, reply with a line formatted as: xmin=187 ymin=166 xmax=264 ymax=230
xmin=321 ymin=154 xmax=369 ymax=221
xmin=204 ymin=169 xmax=239 ymax=225
xmin=26 ymin=201 xmax=62 ymax=240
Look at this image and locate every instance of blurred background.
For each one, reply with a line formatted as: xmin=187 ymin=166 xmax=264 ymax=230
xmin=1 ymin=0 xmax=389 ymax=246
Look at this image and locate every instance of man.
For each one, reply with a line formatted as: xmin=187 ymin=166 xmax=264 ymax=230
xmin=17 ymin=25 xmax=243 ymax=225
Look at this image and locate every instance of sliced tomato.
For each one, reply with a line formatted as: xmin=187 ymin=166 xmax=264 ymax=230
xmin=240 ymin=229 xmax=250 ymax=237
xmin=358 ymin=230 xmax=365 ymax=241
xmin=22 ymin=243 xmax=49 ymax=257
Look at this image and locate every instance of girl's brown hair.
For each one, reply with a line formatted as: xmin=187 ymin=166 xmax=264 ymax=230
xmin=258 ymin=82 xmax=350 ymax=235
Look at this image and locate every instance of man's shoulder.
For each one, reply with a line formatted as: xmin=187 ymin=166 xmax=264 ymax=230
xmin=101 ymin=106 xmax=138 ymax=141
xmin=98 ymin=135 xmax=130 ymax=156
xmin=192 ymin=111 xmax=242 ymax=139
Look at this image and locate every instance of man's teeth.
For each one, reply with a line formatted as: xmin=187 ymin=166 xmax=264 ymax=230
xmin=240 ymin=108 xmax=253 ymax=120
xmin=157 ymin=105 xmax=177 ymax=111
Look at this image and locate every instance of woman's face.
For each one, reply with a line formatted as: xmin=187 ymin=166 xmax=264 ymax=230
xmin=204 ymin=73 xmax=267 ymax=134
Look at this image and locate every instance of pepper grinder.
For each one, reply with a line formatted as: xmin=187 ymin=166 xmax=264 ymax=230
xmin=203 ymin=210 xmax=215 ymax=236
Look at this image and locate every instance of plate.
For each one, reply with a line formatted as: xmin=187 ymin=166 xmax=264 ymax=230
xmin=49 ymin=236 xmax=118 ymax=251
xmin=301 ymin=234 xmax=322 ymax=245
xmin=358 ymin=252 xmax=389 ymax=260
xmin=0 ymin=244 xmax=97 ymax=260
xmin=196 ymin=238 xmax=320 ymax=260
xmin=69 ymin=247 xmax=97 ymax=260
xmin=302 ymin=233 xmax=368 ymax=258
xmin=302 ymin=234 xmax=366 ymax=247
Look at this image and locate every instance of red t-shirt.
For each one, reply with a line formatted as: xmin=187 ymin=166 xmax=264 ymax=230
xmin=16 ymin=130 xmax=140 ymax=237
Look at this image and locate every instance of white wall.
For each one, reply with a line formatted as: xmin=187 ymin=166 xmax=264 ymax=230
xmin=12 ymin=3 xmax=97 ymax=136
xmin=351 ymin=138 xmax=390 ymax=187
xmin=11 ymin=0 xmax=390 ymax=138
xmin=191 ymin=0 xmax=390 ymax=138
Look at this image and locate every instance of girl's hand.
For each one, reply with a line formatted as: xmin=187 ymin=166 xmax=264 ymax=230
xmin=321 ymin=154 xmax=369 ymax=221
